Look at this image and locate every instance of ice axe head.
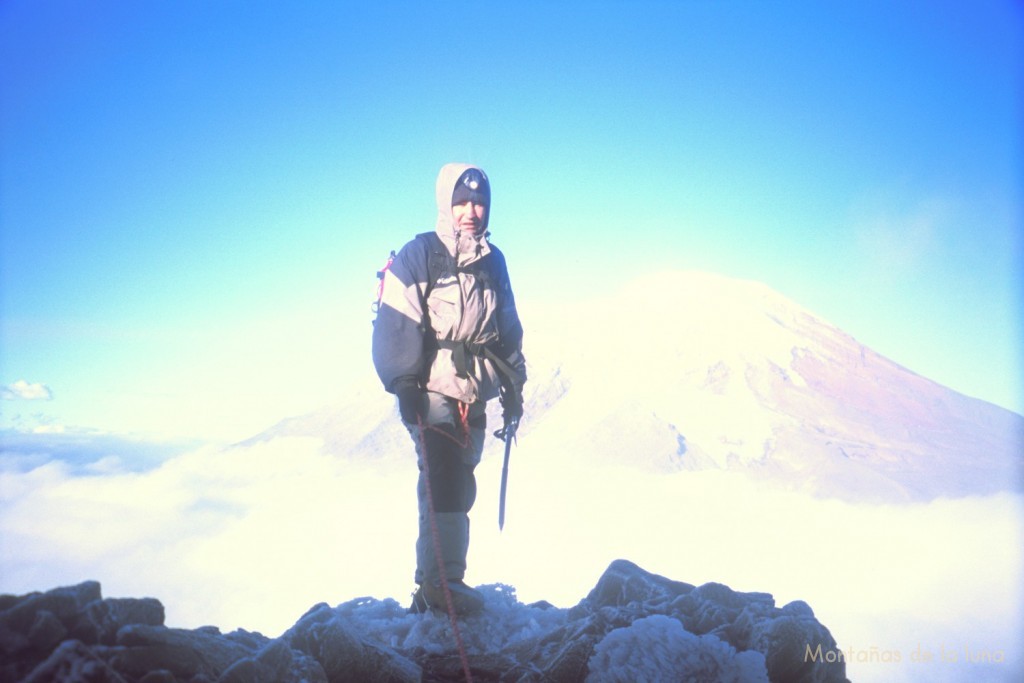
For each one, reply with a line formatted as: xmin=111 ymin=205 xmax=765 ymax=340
xmin=493 ymin=415 xmax=519 ymax=443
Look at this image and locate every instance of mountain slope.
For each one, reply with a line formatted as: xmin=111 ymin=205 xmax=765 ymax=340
xmin=253 ymin=270 xmax=1022 ymax=503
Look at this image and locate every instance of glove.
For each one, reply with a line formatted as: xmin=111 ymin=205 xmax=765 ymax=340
xmin=393 ymin=378 xmax=425 ymax=425
xmin=495 ymin=414 xmax=520 ymax=442
xmin=501 ymin=383 xmax=523 ymax=420
xmin=495 ymin=385 xmax=523 ymax=442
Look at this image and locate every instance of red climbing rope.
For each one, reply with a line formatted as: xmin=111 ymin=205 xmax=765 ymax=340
xmin=415 ymin=414 xmax=474 ymax=683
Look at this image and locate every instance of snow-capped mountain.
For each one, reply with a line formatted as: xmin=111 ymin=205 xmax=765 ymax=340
xmin=252 ymin=270 xmax=1022 ymax=503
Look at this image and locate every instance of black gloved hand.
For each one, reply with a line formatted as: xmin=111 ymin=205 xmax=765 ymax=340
xmin=495 ymin=414 xmax=520 ymax=442
xmin=393 ymin=378 xmax=424 ymax=425
xmin=495 ymin=386 xmax=523 ymax=441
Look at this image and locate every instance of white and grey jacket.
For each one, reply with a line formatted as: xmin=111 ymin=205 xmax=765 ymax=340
xmin=372 ymin=163 xmax=526 ymax=404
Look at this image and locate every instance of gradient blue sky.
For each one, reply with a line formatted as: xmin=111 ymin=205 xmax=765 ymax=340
xmin=1 ymin=0 xmax=1021 ymax=439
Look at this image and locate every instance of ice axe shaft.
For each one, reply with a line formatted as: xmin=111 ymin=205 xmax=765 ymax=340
xmin=496 ymin=424 xmax=517 ymax=531
xmin=494 ymin=373 xmax=523 ymax=531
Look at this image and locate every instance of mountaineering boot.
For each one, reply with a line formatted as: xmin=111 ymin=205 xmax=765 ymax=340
xmin=409 ymin=580 xmax=484 ymax=615
xmin=409 ymin=586 xmax=429 ymax=614
xmin=410 ymin=509 xmax=484 ymax=615
xmin=423 ymin=579 xmax=484 ymax=615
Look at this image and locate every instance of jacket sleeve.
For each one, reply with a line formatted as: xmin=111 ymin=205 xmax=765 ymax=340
xmin=490 ymin=246 xmax=527 ymax=390
xmin=372 ymin=237 xmax=431 ymax=393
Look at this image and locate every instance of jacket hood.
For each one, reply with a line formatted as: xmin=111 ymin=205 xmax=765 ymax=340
xmin=435 ymin=162 xmax=491 ymax=263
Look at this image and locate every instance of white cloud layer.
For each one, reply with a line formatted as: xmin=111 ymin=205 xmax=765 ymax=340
xmin=1 ymin=434 xmax=1020 ymax=683
xmin=1 ymin=380 xmax=53 ymax=401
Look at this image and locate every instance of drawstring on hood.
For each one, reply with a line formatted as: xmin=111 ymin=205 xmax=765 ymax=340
xmin=435 ymin=162 xmax=492 ymax=264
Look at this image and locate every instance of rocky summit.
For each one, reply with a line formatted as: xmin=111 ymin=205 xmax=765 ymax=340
xmin=0 ymin=560 xmax=848 ymax=683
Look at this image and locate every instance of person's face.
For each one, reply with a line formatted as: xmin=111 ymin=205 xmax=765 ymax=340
xmin=452 ymin=201 xmax=487 ymax=235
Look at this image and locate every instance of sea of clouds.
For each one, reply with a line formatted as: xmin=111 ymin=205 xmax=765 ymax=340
xmin=1 ymin=429 xmax=1020 ymax=683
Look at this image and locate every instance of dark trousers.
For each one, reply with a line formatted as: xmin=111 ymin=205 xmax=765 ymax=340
xmin=404 ymin=392 xmax=486 ymax=585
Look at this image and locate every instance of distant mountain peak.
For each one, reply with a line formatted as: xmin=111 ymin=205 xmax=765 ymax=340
xmin=255 ymin=269 xmax=1022 ymax=503
xmin=525 ymin=270 xmax=1023 ymax=501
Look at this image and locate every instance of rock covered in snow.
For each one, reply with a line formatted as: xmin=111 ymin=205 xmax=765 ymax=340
xmin=0 ymin=560 xmax=849 ymax=682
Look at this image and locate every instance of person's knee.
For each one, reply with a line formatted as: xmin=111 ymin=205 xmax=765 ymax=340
xmin=419 ymin=418 xmax=480 ymax=513
xmin=429 ymin=460 xmax=475 ymax=513
xmin=464 ymin=468 xmax=477 ymax=511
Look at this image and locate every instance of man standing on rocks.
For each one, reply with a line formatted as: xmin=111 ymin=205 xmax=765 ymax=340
xmin=372 ymin=163 xmax=526 ymax=614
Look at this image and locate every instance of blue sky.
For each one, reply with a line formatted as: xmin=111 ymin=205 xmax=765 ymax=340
xmin=1 ymin=0 xmax=1021 ymax=439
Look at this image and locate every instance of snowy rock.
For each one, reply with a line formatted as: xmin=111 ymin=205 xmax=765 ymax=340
xmin=583 ymin=557 xmax=695 ymax=608
xmin=0 ymin=580 xmax=101 ymax=635
xmin=283 ymin=601 xmax=419 ymax=682
xmin=26 ymin=609 xmax=67 ymax=653
xmin=18 ymin=639 xmax=127 ymax=683
xmin=78 ymin=597 xmax=165 ymax=646
xmin=112 ymin=624 xmax=261 ymax=679
xmin=586 ymin=614 xmax=770 ymax=683
xmin=218 ymin=637 xmax=327 ymax=683
xmin=572 ymin=560 xmax=846 ymax=683
xmin=1 ymin=562 xmax=849 ymax=682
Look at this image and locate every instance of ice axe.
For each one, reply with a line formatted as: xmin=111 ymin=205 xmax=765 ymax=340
xmin=487 ymin=350 xmax=524 ymax=531
xmin=494 ymin=416 xmax=519 ymax=531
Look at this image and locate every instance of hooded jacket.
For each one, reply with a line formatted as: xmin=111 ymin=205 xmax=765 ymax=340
xmin=372 ymin=163 xmax=526 ymax=404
